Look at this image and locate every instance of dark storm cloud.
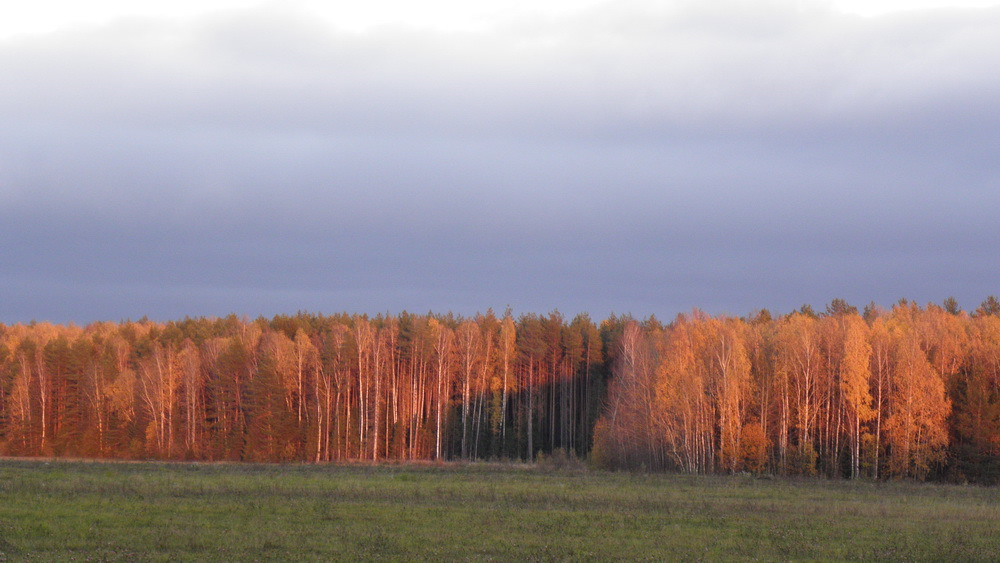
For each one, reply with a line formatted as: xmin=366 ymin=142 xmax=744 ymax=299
xmin=2 ymin=1 xmax=999 ymax=323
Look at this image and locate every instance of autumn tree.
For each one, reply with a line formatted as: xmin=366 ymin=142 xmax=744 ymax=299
xmin=884 ymin=304 xmax=951 ymax=478
xmin=456 ymin=319 xmax=481 ymax=459
xmin=828 ymin=312 xmax=873 ymax=479
xmin=655 ymin=314 xmax=711 ymax=473
xmin=429 ymin=317 xmax=454 ymax=460
xmin=951 ymin=314 xmax=1000 ymax=482
xmin=592 ymin=319 xmax=662 ymax=470
xmin=702 ymin=316 xmax=752 ymax=473
xmin=496 ymin=312 xmax=517 ymax=457
xmin=775 ymin=312 xmax=823 ymax=475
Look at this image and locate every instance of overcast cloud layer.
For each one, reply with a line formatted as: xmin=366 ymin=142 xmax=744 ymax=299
xmin=2 ymin=0 xmax=999 ymax=323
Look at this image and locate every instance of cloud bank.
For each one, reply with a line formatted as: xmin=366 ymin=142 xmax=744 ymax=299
xmin=2 ymin=0 xmax=998 ymax=322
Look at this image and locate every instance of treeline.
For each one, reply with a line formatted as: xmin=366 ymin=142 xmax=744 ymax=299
xmin=594 ymin=298 xmax=1000 ymax=483
xmin=0 ymin=311 xmax=607 ymax=464
xmin=1 ymin=299 xmax=999 ymax=483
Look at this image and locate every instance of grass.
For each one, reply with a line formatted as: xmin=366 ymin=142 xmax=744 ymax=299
xmin=0 ymin=459 xmax=998 ymax=561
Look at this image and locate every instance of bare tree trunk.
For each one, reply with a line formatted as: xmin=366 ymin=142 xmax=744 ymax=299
xmin=528 ymin=359 xmax=534 ymax=461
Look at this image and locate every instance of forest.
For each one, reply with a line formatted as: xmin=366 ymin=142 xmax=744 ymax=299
xmin=0 ymin=298 xmax=998 ymax=483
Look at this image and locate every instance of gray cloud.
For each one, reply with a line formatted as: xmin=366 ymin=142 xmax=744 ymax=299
xmin=2 ymin=1 xmax=999 ymax=323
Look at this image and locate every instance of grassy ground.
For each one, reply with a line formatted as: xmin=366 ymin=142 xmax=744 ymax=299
xmin=0 ymin=459 xmax=997 ymax=561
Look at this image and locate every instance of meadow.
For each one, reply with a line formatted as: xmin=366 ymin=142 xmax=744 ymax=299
xmin=0 ymin=458 xmax=997 ymax=561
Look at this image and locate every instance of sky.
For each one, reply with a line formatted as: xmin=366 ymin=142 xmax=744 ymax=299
xmin=2 ymin=0 xmax=999 ymax=324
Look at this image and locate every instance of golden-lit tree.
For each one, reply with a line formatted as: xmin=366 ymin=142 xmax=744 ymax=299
xmin=654 ymin=314 xmax=710 ymax=473
xmin=429 ymin=317 xmax=454 ymax=460
xmin=456 ymin=319 xmax=481 ymax=459
xmin=884 ymin=304 xmax=951 ymax=478
xmin=702 ymin=316 xmax=751 ymax=473
xmin=837 ymin=314 xmax=873 ymax=479
xmin=775 ymin=313 xmax=823 ymax=474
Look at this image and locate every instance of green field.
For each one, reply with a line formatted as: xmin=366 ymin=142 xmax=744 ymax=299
xmin=0 ymin=459 xmax=997 ymax=561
